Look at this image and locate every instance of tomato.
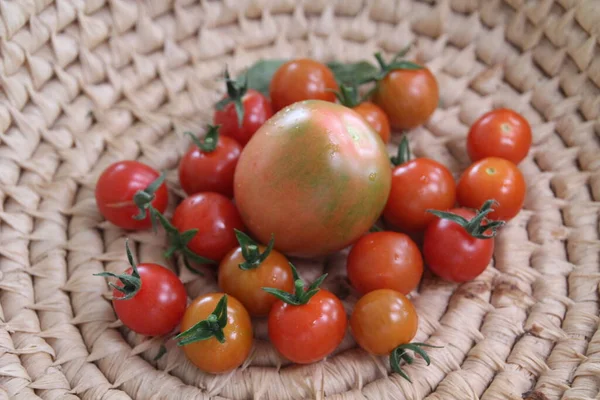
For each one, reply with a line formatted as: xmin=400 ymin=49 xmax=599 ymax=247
xmin=269 ymin=59 xmax=338 ymax=112
xmin=172 ymin=192 xmax=245 ymax=262
xmin=177 ymin=293 xmax=253 ymax=374
xmin=371 ymin=55 xmax=439 ymax=130
xmin=457 ymin=157 xmax=526 ymax=221
xmin=95 ymin=160 xmax=168 ymax=230
xmin=347 ymin=231 xmax=423 ymax=295
xmin=214 ymin=89 xmax=273 ymax=147
xmin=350 ymin=289 xmax=417 ymax=356
xmin=178 ymin=126 xmax=242 ymax=197
xmin=383 ymin=138 xmax=456 ymax=232
xmin=218 ymin=231 xmax=294 ymax=316
xmin=352 ymin=102 xmax=391 ymax=143
xmin=97 ymin=241 xmax=186 ymax=336
xmin=234 ymin=100 xmax=392 ymax=257
xmin=265 ymin=265 xmax=347 ymax=364
xmin=423 ymin=201 xmax=503 ymax=282
xmin=467 ymin=108 xmax=532 ymax=164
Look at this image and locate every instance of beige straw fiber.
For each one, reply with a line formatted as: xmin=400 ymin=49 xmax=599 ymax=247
xmin=0 ymin=0 xmax=599 ymax=399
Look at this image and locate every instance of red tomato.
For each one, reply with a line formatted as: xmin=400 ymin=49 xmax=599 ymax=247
xmin=214 ymin=89 xmax=273 ymax=146
xmin=172 ymin=192 xmax=245 ymax=261
xmin=218 ymin=232 xmax=294 ymax=317
xmin=178 ymin=293 xmax=253 ymax=374
xmin=467 ymin=108 xmax=532 ymax=164
xmin=178 ymin=131 xmax=242 ymax=198
xmin=350 ymin=289 xmax=418 ymax=356
xmin=423 ymin=205 xmax=500 ymax=282
xmin=353 ymin=102 xmax=391 ymax=143
xmin=383 ymin=145 xmax=456 ymax=232
xmin=269 ymin=59 xmax=338 ymax=112
xmin=372 ymin=62 xmax=439 ymax=130
xmin=95 ymin=161 xmax=168 ymax=230
xmin=268 ymin=289 xmax=347 ymax=364
xmin=457 ymin=157 xmax=526 ymax=221
xmin=347 ymin=231 xmax=423 ymax=295
xmin=234 ymin=100 xmax=392 ymax=257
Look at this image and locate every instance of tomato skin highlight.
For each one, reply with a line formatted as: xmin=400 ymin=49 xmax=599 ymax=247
xmin=269 ymin=59 xmax=338 ymax=112
xmin=372 ymin=67 xmax=439 ymax=130
xmin=95 ymin=161 xmax=168 ymax=230
xmin=347 ymin=231 xmax=423 ymax=295
xmin=234 ymin=100 xmax=392 ymax=258
xmin=353 ymin=102 xmax=391 ymax=143
xmin=383 ymin=158 xmax=456 ymax=233
xmin=457 ymin=157 xmax=526 ymax=221
xmin=112 ymin=263 xmax=187 ymax=336
xmin=350 ymin=289 xmax=418 ymax=355
xmin=267 ymin=289 xmax=347 ymax=364
xmin=178 ymin=135 xmax=242 ymax=198
xmin=172 ymin=192 xmax=245 ymax=262
xmin=467 ymin=108 xmax=532 ymax=164
xmin=218 ymin=246 xmax=294 ymax=317
xmin=423 ymin=208 xmax=494 ymax=282
xmin=213 ymin=89 xmax=273 ymax=146
xmin=180 ymin=293 xmax=253 ymax=374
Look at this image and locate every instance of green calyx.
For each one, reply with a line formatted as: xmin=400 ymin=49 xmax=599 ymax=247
xmin=214 ymin=68 xmax=247 ymax=127
xmin=94 ymin=239 xmax=142 ymax=300
xmin=427 ymin=199 xmax=506 ymax=239
xmin=263 ymin=262 xmax=327 ymax=306
xmin=372 ymin=46 xmax=423 ymax=82
xmin=235 ymin=229 xmax=275 ymax=271
xmin=390 ymin=135 xmax=411 ymax=166
xmin=390 ymin=342 xmax=441 ymax=382
xmin=132 ymin=172 xmax=166 ymax=221
xmin=149 ymin=207 xmax=217 ymax=271
xmin=175 ymin=295 xmax=228 ymax=346
xmin=333 ymin=84 xmax=370 ymax=108
xmin=185 ymin=124 xmax=220 ymax=153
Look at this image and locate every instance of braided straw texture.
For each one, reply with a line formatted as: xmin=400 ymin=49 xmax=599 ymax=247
xmin=1 ymin=0 xmax=600 ymax=399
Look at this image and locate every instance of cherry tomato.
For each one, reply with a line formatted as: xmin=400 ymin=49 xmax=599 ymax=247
xmin=95 ymin=161 xmax=168 ymax=230
xmin=178 ymin=130 xmax=242 ymax=197
xmin=372 ymin=64 xmax=439 ymax=130
xmin=269 ymin=59 xmax=338 ymax=112
xmin=214 ymin=89 xmax=273 ymax=146
xmin=457 ymin=157 xmax=526 ymax=221
xmin=350 ymin=289 xmax=418 ymax=355
xmin=347 ymin=231 xmax=423 ymax=295
xmin=423 ymin=206 xmax=498 ymax=282
xmin=179 ymin=293 xmax=253 ymax=374
xmin=172 ymin=192 xmax=245 ymax=261
xmin=218 ymin=234 xmax=294 ymax=317
xmin=383 ymin=141 xmax=456 ymax=232
xmin=467 ymin=108 xmax=532 ymax=164
xmin=234 ymin=100 xmax=391 ymax=257
xmin=353 ymin=102 xmax=391 ymax=143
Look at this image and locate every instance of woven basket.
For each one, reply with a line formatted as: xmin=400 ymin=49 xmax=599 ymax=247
xmin=1 ymin=0 xmax=600 ymax=399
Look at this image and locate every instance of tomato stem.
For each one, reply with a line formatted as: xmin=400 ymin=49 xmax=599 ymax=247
xmin=426 ymin=199 xmax=505 ymax=239
xmin=263 ymin=262 xmax=327 ymax=305
xmin=372 ymin=48 xmax=423 ymax=83
xmin=185 ymin=124 xmax=220 ymax=153
xmin=132 ymin=172 xmax=165 ymax=223
xmin=214 ymin=68 xmax=247 ymax=127
xmin=175 ymin=295 xmax=229 ymax=346
xmin=390 ymin=135 xmax=411 ymax=166
xmin=235 ymin=229 xmax=275 ymax=271
xmin=94 ymin=239 xmax=142 ymax=300
xmin=390 ymin=342 xmax=442 ymax=382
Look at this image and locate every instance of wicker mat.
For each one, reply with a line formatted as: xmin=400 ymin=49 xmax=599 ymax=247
xmin=1 ymin=0 xmax=599 ymax=399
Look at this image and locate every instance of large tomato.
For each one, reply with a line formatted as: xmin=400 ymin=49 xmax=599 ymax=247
xmin=234 ymin=100 xmax=392 ymax=257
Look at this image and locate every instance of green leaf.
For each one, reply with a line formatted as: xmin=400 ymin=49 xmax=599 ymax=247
xmin=327 ymin=61 xmax=379 ymax=85
xmin=236 ymin=59 xmax=288 ymax=96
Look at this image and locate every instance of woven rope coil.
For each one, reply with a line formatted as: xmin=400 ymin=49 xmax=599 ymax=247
xmin=0 ymin=0 xmax=599 ymax=399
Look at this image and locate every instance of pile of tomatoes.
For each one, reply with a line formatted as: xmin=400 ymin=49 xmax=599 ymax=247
xmin=94 ymin=50 xmax=531 ymax=380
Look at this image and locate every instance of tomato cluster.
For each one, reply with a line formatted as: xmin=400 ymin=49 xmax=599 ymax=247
xmin=93 ymin=50 xmax=531 ymax=381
